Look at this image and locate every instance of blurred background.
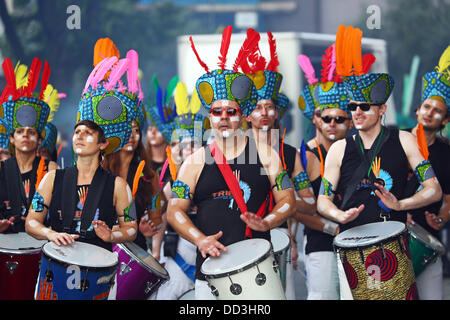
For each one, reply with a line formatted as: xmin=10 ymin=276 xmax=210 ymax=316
xmin=0 ymin=0 xmax=449 ymax=145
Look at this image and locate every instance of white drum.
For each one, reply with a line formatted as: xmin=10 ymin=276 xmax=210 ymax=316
xmin=270 ymin=228 xmax=290 ymax=290
xmin=201 ymin=238 xmax=286 ymax=300
xmin=178 ymin=289 xmax=196 ymax=300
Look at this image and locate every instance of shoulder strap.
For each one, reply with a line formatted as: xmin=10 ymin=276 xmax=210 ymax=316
xmin=61 ymin=167 xmax=78 ymax=233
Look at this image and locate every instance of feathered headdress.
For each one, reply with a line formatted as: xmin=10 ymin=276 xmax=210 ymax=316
xmin=191 ymin=25 xmax=258 ymax=117
xmin=77 ymin=38 xmax=144 ymax=155
xmin=421 ymin=45 xmax=450 ymax=114
xmin=335 ymin=24 xmax=393 ymax=105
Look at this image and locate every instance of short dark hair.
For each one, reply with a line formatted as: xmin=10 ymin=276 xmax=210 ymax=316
xmin=74 ymin=120 xmax=106 ymax=144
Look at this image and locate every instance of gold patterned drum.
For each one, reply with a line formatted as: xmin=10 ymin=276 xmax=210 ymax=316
xmin=333 ymin=221 xmax=418 ymax=300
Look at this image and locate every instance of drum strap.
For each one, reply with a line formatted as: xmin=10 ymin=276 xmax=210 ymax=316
xmin=61 ymin=166 xmax=108 ymax=237
xmin=174 ymin=253 xmax=196 ymax=282
xmin=340 ymin=127 xmax=391 ymax=210
xmin=209 ymin=141 xmax=269 ymax=238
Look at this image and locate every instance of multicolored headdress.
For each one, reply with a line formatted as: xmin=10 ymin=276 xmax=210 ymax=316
xmin=40 ymin=84 xmax=65 ymax=152
xmin=40 ymin=122 xmax=58 ymax=152
xmin=0 ymin=117 xmax=11 ymax=150
xmin=335 ymin=25 xmax=394 ymax=104
xmin=173 ymin=82 xmax=210 ymax=144
xmin=146 ymin=74 xmax=179 ymax=144
xmin=0 ymin=57 xmax=51 ymax=136
xmin=238 ymin=29 xmax=289 ymax=117
xmin=297 ymin=53 xmax=320 ymax=121
xmin=77 ymin=38 xmax=143 ymax=155
xmin=421 ymin=45 xmax=450 ymax=114
xmin=191 ymin=25 xmax=258 ymax=117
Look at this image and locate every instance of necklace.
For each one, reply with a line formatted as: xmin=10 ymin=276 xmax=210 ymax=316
xmin=358 ymin=126 xmax=384 ymax=178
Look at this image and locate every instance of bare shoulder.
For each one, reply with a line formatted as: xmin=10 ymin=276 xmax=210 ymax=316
xmin=398 ymin=129 xmax=419 ymax=154
xmin=48 ymin=160 xmax=59 ymax=171
xmin=37 ymin=169 xmax=57 ymax=192
xmin=177 ymin=146 xmax=206 ymax=186
xmin=256 ymin=140 xmax=281 ymax=166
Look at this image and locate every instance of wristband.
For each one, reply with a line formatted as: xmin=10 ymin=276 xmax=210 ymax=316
xmin=292 ymin=170 xmax=312 ymax=191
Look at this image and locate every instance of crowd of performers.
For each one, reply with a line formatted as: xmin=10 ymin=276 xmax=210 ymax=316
xmin=0 ymin=24 xmax=449 ymax=300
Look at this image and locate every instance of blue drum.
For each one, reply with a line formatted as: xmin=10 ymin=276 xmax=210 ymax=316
xmin=36 ymin=241 xmax=118 ymax=300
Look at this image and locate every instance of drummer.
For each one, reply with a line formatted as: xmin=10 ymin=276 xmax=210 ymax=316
xmin=166 ymin=26 xmax=295 ymax=300
xmin=241 ymin=29 xmax=315 ymax=300
xmin=25 ymin=49 xmax=139 ymax=251
xmin=295 ymin=45 xmax=355 ymax=299
xmin=317 ymin=25 xmax=442 ymax=235
xmin=404 ymin=46 xmax=450 ymax=300
xmin=0 ymin=118 xmax=11 ymax=162
xmin=0 ymin=58 xmax=58 ymax=234
xmin=156 ymin=82 xmax=210 ymax=300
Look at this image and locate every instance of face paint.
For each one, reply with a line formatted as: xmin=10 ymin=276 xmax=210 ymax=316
xmin=41 ymin=228 xmax=50 ymax=234
xmin=75 ymin=148 xmax=82 ymax=154
xmin=112 ymin=231 xmax=123 ymax=239
xmin=420 ymin=109 xmax=427 ymax=115
xmin=211 ymin=116 xmax=221 ymax=124
xmin=230 ymin=116 xmax=240 ymax=122
xmin=30 ymin=136 xmax=37 ymax=142
xmin=126 ymin=228 xmax=136 ymax=236
xmin=252 ymin=111 xmax=262 ymax=119
xmin=28 ymin=219 xmax=39 ymax=228
xmin=303 ymin=197 xmax=316 ymax=205
xmin=220 ymin=100 xmax=230 ymax=107
xmin=364 ymin=109 xmax=376 ymax=115
xmin=338 ymin=124 xmax=348 ymax=130
xmin=277 ymin=203 xmax=290 ymax=214
xmin=262 ymin=125 xmax=269 ymax=132
xmin=221 ymin=130 xmax=230 ymax=138
xmin=355 ymin=125 xmax=363 ymax=130
xmin=126 ymin=145 xmax=133 ymax=151
xmin=268 ymin=110 xmax=275 ymax=117
xmin=171 ymin=199 xmax=178 ymax=206
xmin=135 ymin=134 xmax=140 ymax=140
xmin=329 ymin=109 xmax=337 ymax=116
xmin=265 ymin=214 xmax=276 ymax=222
xmin=421 ymin=188 xmax=436 ymax=199
xmin=21 ymin=146 xmax=28 ymax=151
xmin=126 ymin=185 xmax=133 ymax=202
xmin=433 ymin=113 xmax=443 ymax=120
xmin=329 ymin=209 xmax=339 ymax=219
xmin=189 ymin=227 xmax=200 ymax=239
xmin=329 ymin=134 xmax=336 ymax=140
xmin=175 ymin=211 xmax=186 ymax=224
xmin=86 ymin=136 xmax=94 ymax=143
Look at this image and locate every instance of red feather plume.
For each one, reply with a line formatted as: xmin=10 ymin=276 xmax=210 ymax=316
xmin=25 ymin=58 xmax=42 ymax=97
xmin=233 ymin=28 xmax=260 ymax=72
xmin=362 ymin=53 xmax=376 ymax=74
xmin=0 ymin=58 xmax=18 ymax=103
xmin=218 ymin=26 xmax=232 ymax=70
xmin=189 ymin=36 xmax=209 ymax=74
xmin=321 ymin=45 xmax=334 ymax=83
xmin=265 ymin=31 xmax=279 ymax=72
xmin=39 ymin=61 xmax=51 ymax=100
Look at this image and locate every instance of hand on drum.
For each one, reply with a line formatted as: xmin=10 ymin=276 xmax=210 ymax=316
xmin=340 ymin=204 xmax=364 ymax=224
xmin=47 ymin=232 xmax=79 ymax=246
xmin=0 ymin=217 xmax=14 ymax=233
xmin=374 ymin=183 xmax=401 ymax=211
xmin=197 ymin=230 xmax=227 ymax=259
xmin=240 ymin=211 xmax=270 ymax=232
xmin=139 ymin=215 xmax=159 ymax=237
xmin=425 ymin=211 xmax=444 ymax=231
xmin=92 ymin=220 xmax=113 ymax=242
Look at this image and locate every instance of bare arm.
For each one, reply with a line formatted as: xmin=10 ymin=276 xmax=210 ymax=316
xmin=292 ymin=150 xmax=317 ymax=215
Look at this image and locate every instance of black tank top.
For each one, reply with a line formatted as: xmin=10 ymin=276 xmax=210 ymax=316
xmin=278 ymin=141 xmax=296 ymax=229
xmin=193 ymin=137 xmax=271 ymax=280
xmin=48 ymin=168 xmax=117 ymax=251
xmin=337 ymin=128 xmax=409 ymax=232
xmin=304 ymin=145 xmax=335 ymax=254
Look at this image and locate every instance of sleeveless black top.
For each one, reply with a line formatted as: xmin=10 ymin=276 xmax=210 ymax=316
xmin=0 ymin=156 xmax=49 ymax=233
xmin=304 ymin=145 xmax=335 ymax=254
xmin=48 ymin=168 xmax=117 ymax=251
xmin=278 ymin=141 xmax=297 ymax=229
xmin=337 ymin=128 xmax=409 ymax=232
xmin=193 ymin=137 xmax=271 ymax=280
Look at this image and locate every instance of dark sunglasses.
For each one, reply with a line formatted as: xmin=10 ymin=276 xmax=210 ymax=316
xmin=348 ymin=102 xmax=382 ymax=112
xmin=321 ymin=116 xmax=349 ymax=124
xmin=211 ymin=107 xmax=240 ymax=117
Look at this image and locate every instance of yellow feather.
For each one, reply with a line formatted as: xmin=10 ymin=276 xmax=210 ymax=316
xmin=174 ymin=82 xmax=189 ymax=114
xmin=188 ymin=88 xmax=201 ymax=114
xmin=437 ymin=45 xmax=450 ymax=76
xmin=14 ymin=63 xmax=29 ymax=89
xmin=43 ymin=84 xmax=60 ymax=122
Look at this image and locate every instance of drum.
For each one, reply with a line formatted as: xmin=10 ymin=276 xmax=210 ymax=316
xmin=113 ymin=242 xmax=169 ymax=300
xmin=36 ymin=241 xmax=118 ymax=300
xmin=333 ymin=221 xmax=418 ymax=300
xmin=270 ymin=228 xmax=290 ymax=290
xmin=201 ymin=238 xmax=286 ymax=300
xmin=178 ymin=288 xmax=195 ymax=300
xmin=0 ymin=233 xmax=47 ymax=300
xmin=407 ymin=222 xmax=446 ymax=277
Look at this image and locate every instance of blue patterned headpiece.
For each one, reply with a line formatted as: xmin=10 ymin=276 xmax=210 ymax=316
xmin=190 ymin=26 xmax=258 ymax=117
xmin=318 ymin=81 xmax=351 ymax=117
xmin=298 ymin=83 xmax=320 ymax=121
xmin=341 ymin=73 xmax=394 ymax=104
xmin=78 ymin=50 xmax=143 ymax=155
xmin=0 ymin=117 xmax=11 ymax=149
xmin=40 ymin=122 xmax=58 ymax=152
xmin=421 ymin=46 xmax=450 ymax=114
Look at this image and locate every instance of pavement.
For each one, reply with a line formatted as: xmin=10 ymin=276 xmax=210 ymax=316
xmin=292 ymin=223 xmax=450 ymax=300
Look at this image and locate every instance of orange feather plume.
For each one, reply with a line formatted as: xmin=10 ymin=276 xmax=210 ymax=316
xmin=416 ymin=123 xmax=429 ymax=160
xmin=165 ymin=146 xmax=177 ymax=182
xmin=132 ymin=160 xmax=146 ymax=199
xmin=35 ymin=157 xmax=48 ymax=191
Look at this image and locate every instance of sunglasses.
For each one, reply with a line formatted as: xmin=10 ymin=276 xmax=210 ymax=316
xmin=321 ymin=116 xmax=349 ymax=124
xmin=211 ymin=107 xmax=241 ymax=117
xmin=348 ymin=102 xmax=382 ymax=112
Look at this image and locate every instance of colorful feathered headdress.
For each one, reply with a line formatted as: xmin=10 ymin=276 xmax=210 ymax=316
xmin=77 ymin=38 xmax=144 ymax=155
xmin=191 ymin=25 xmax=258 ymax=117
xmin=146 ymin=74 xmax=179 ymax=144
xmin=421 ymin=45 xmax=450 ymax=114
xmin=297 ymin=53 xmax=321 ymax=121
xmin=335 ymin=25 xmax=393 ymax=104
xmin=173 ymin=82 xmax=210 ymax=144
xmin=238 ymin=29 xmax=289 ymax=116
xmin=0 ymin=57 xmax=51 ymax=136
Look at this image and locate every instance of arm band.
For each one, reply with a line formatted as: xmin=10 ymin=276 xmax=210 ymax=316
xmin=292 ymin=170 xmax=312 ymax=191
xmin=122 ymin=201 xmax=137 ymax=222
xmin=31 ymin=191 xmax=45 ymax=212
xmin=414 ymin=160 xmax=436 ymax=183
xmin=171 ymin=179 xmax=191 ymax=199
xmin=319 ymin=177 xmax=334 ymax=196
xmin=275 ymin=170 xmax=293 ymax=191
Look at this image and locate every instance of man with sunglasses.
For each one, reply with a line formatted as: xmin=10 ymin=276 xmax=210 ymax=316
xmin=317 ymin=25 xmax=443 ymax=299
xmin=166 ymin=27 xmax=295 ymax=299
xmin=402 ymin=47 xmax=450 ymax=300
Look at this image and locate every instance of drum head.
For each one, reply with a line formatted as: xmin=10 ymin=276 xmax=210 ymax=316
xmin=201 ymin=238 xmax=271 ymax=277
xmin=0 ymin=232 xmax=48 ymax=254
xmin=270 ymin=229 xmax=290 ymax=253
xmin=334 ymin=221 xmax=406 ymax=248
xmin=43 ymin=241 xmax=118 ymax=268
xmin=118 ymin=242 xmax=169 ymax=279
xmin=407 ymin=222 xmax=446 ymax=255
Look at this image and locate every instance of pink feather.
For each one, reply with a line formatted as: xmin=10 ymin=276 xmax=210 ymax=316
xmin=126 ymin=50 xmax=139 ymax=93
xmin=83 ymin=57 xmax=114 ymax=93
xmin=298 ymin=54 xmax=318 ymax=85
xmin=137 ymin=79 xmax=143 ymax=101
xmin=104 ymin=58 xmax=129 ymax=91
xmin=92 ymin=56 xmax=120 ymax=89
